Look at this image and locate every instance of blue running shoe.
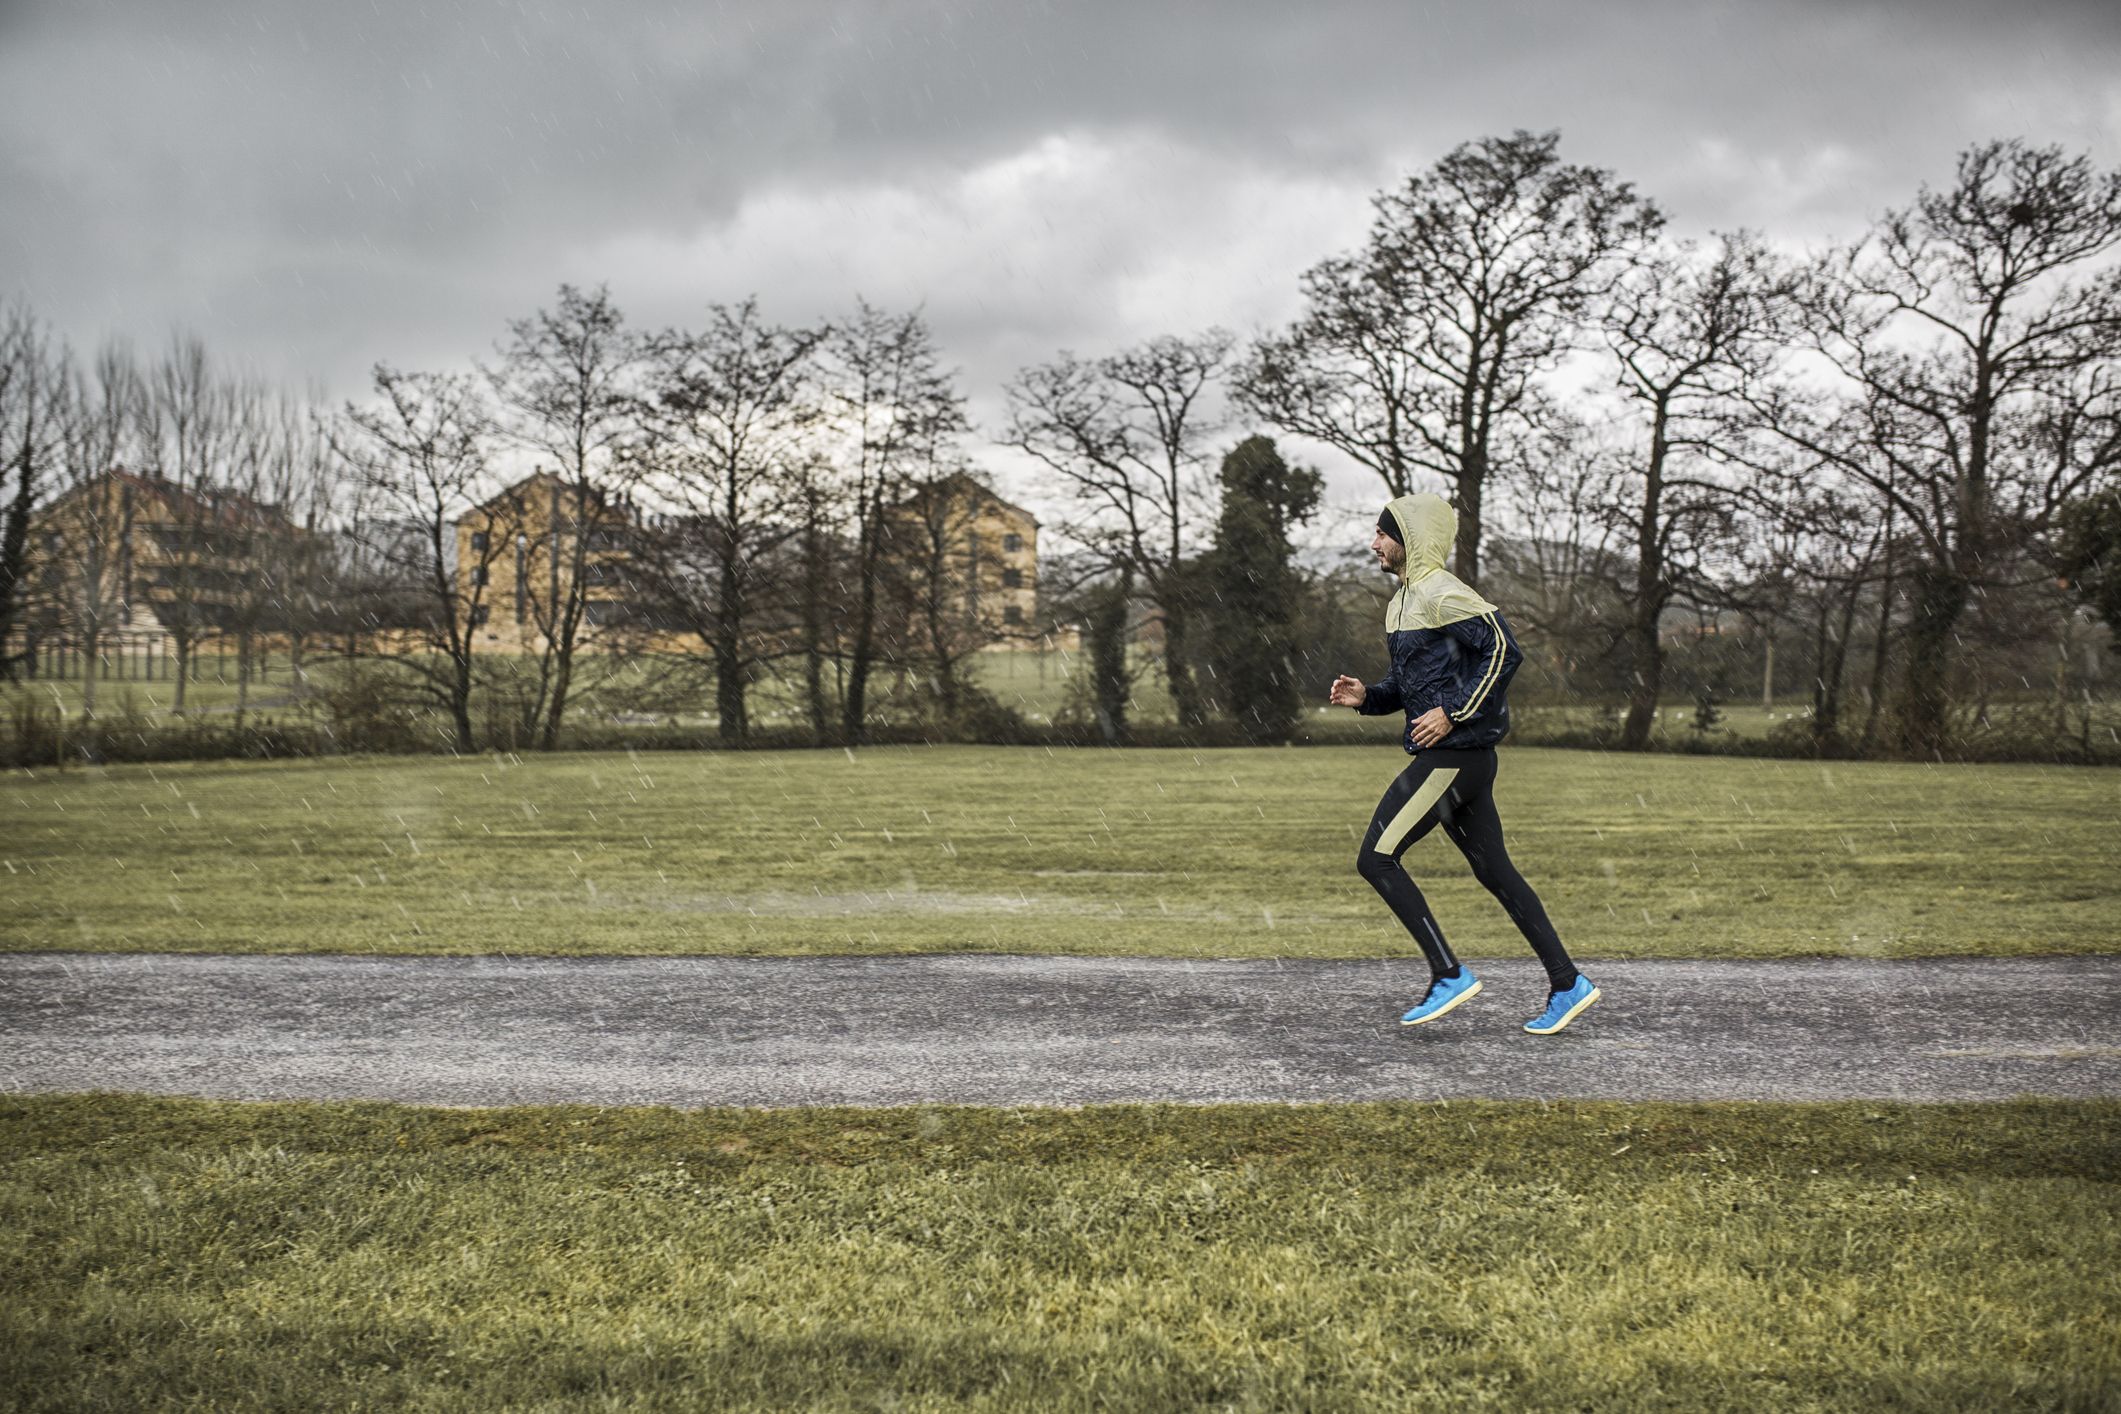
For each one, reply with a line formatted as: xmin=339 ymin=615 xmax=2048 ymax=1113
xmin=1400 ymin=969 xmax=1482 ymax=1026
xmin=1524 ymin=975 xmax=1600 ymax=1034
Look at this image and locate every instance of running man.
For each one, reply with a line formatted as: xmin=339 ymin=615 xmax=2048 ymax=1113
xmin=1327 ymin=492 xmax=1600 ymax=1034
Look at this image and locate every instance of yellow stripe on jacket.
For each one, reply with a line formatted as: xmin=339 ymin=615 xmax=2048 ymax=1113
xmin=1452 ymin=611 xmax=1508 ymax=719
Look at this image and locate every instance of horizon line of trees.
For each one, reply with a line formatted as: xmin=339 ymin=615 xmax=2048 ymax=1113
xmin=3 ymin=129 xmax=2118 ymax=758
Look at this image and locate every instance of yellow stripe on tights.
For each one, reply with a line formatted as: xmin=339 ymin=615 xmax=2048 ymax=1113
xmin=1377 ymin=767 xmax=1460 ymax=854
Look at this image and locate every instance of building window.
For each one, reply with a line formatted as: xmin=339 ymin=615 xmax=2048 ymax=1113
xmin=471 ymin=531 xmax=490 ymax=553
xmin=1003 ymin=605 xmax=1023 ymax=626
xmin=1002 ymin=532 xmax=1023 ymax=553
xmin=470 ymin=605 xmax=490 ymax=627
xmin=472 ymin=567 xmax=488 ymax=587
xmin=1001 ymin=568 xmax=1022 ymax=589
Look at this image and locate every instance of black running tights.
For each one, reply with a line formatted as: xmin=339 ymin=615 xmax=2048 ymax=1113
xmin=1354 ymin=747 xmax=1579 ymax=991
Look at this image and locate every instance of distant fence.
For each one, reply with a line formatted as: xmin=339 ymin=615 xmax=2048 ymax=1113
xmin=14 ymin=638 xmax=297 ymax=684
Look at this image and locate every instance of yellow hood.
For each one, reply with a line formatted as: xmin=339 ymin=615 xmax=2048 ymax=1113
xmin=1382 ymin=492 xmax=1498 ymax=631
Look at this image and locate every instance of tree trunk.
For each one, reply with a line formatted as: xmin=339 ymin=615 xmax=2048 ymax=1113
xmin=1454 ymin=450 xmax=1485 ymax=588
xmin=804 ymin=632 xmax=828 ymax=739
xmin=171 ymin=637 xmax=192 ymax=713
xmin=539 ymin=653 xmax=573 ymax=752
xmin=1817 ymin=576 xmax=1864 ymax=753
xmin=2052 ymin=610 xmax=2071 ymax=738
xmin=715 ymin=629 xmax=746 ymax=746
xmin=842 ymin=497 xmax=884 ymax=745
xmin=1897 ymin=559 xmax=1968 ymax=758
xmin=842 ymin=633 xmax=872 ymax=743
xmin=540 ymin=587 xmax=582 ymax=749
xmin=714 ymin=501 xmax=748 ymax=745
xmin=0 ymin=445 xmax=35 ymax=682
xmin=1620 ymin=424 xmax=1665 ymax=752
xmin=1810 ymin=602 xmax=1837 ymax=750
xmin=931 ymin=624 xmax=961 ymax=723
xmin=80 ymin=626 xmax=100 ymax=717
xmin=1760 ymin=632 xmax=1774 ymax=712
xmin=536 ymin=485 xmax=581 ymax=752
xmin=1088 ymin=570 xmax=1132 ymax=746
xmin=802 ymin=511 xmax=829 ymax=740
xmin=1162 ymin=606 xmax=1206 ymax=727
xmin=449 ymin=665 xmax=476 ymax=755
xmin=1859 ymin=528 xmax=1894 ymax=753
xmin=1620 ymin=606 xmax=1662 ymax=751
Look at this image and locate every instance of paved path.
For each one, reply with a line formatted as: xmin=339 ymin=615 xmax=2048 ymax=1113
xmin=2 ymin=953 xmax=2116 ymax=1109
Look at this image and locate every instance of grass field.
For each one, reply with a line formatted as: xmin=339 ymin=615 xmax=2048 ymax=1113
xmin=4 ymin=746 xmax=2116 ymax=959
xmin=2 ymin=1093 xmax=2113 ymax=1410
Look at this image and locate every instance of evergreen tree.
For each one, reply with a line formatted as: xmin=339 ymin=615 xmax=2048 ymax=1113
xmin=1056 ymin=568 xmax=1135 ymax=745
xmin=1207 ymin=436 xmax=1321 ymax=743
xmin=2058 ymin=487 xmax=2121 ymax=648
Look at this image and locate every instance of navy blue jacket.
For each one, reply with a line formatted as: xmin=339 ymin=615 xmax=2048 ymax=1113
xmin=1358 ymin=607 xmax=1524 ymax=753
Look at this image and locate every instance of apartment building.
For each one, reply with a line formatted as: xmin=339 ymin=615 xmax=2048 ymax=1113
xmin=886 ymin=470 xmax=1041 ymax=645
xmin=28 ymin=467 xmax=317 ymax=654
xmin=453 ymin=470 xmax=642 ymax=653
xmin=454 ymin=468 xmax=1043 ymax=653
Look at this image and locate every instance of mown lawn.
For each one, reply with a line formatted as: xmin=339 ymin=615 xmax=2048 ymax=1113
xmin=3 ymin=746 xmax=2116 ymax=960
xmin=1 ymin=1094 xmax=2113 ymax=1411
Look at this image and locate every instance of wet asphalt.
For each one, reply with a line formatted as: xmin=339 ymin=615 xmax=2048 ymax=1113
xmin=2 ymin=952 xmax=2116 ymax=1109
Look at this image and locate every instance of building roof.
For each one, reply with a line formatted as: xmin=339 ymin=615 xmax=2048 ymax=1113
xmin=458 ymin=469 xmax=626 ymax=523
xmin=900 ymin=469 xmax=1040 ymax=528
xmin=46 ymin=467 xmax=302 ymax=532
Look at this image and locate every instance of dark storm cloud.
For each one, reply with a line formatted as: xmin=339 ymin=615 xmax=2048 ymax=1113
xmin=3 ymin=0 xmax=2118 ymax=512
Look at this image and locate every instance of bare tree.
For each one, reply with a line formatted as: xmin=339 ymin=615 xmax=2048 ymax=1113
xmin=46 ymin=343 xmax=140 ymax=716
xmin=892 ymin=463 xmax=1013 ymax=725
xmin=777 ymin=453 xmax=845 ymax=738
xmin=1777 ymin=483 xmax=1892 ymax=751
xmin=1240 ymin=130 xmax=1662 ymax=585
xmin=275 ymin=393 xmax=343 ymax=686
xmin=1855 ymin=488 xmax=1904 ymax=753
xmin=1003 ymin=328 xmax=1231 ymax=726
xmin=1236 ymin=252 xmax=1428 ymax=496
xmin=1772 ymin=139 xmax=2121 ymax=756
xmin=0 ymin=302 xmax=69 ymax=680
xmin=218 ymin=377 xmax=280 ymax=724
xmin=481 ymin=283 xmax=644 ymax=750
xmin=335 ymin=365 xmax=505 ymax=753
xmin=1489 ymin=418 xmax=1632 ymax=699
xmin=631 ymin=299 xmax=823 ymax=745
xmin=218 ymin=382 xmax=330 ymax=725
xmin=137 ymin=334 xmax=241 ymax=711
xmin=819 ymin=301 xmax=969 ymax=743
xmin=1602 ymin=231 xmax=1796 ymax=749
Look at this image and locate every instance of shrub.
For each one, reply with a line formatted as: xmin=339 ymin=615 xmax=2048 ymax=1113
xmin=305 ymin=660 xmax=441 ymax=755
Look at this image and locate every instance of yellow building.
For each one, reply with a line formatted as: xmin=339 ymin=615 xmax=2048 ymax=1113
xmin=28 ymin=467 xmax=316 ymax=658
xmin=887 ymin=470 xmax=1041 ymax=646
xmin=453 ymin=470 xmax=640 ymax=654
xmin=455 ymin=468 xmax=1046 ymax=655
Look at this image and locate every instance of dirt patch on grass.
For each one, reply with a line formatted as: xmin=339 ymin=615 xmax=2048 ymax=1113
xmin=610 ymin=887 xmax=1115 ymax=918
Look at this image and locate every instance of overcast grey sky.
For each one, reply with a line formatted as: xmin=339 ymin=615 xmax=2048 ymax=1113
xmin=5 ymin=0 xmax=2119 ymax=533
